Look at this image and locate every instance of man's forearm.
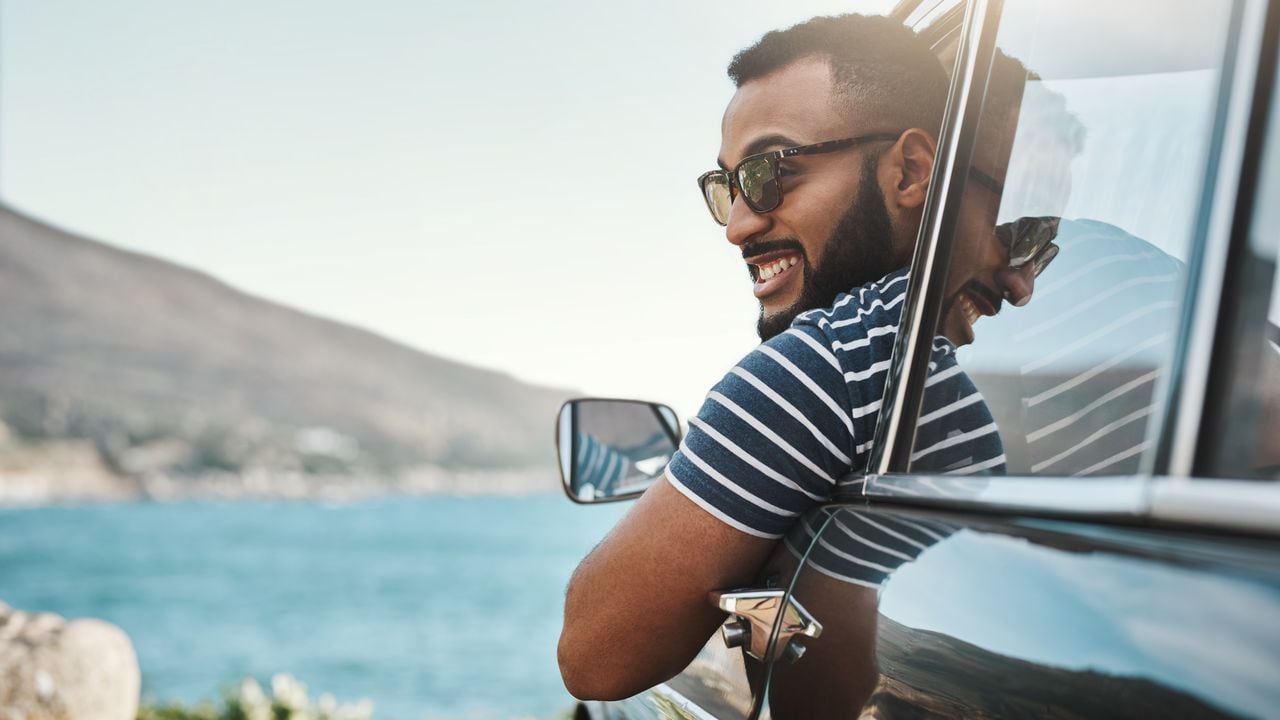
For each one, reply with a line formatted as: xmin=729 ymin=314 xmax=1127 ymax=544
xmin=557 ymin=478 xmax=775 ymax=700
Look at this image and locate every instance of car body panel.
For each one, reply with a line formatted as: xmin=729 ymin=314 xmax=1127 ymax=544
xmin=762 ymin=503 xmax=1280 ymax=719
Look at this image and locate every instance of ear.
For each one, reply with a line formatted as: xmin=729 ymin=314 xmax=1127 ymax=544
xmin=883 ymin=129 xmax=937 ymax=210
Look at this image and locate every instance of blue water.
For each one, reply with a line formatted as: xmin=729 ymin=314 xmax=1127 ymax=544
xmin=0 ymin=495 xmax=629 ymax=720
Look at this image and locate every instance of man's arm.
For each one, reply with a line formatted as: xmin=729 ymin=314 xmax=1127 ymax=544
xmin=558 ymin=320 xmax=887 ymax=700
xmin=558 ymin=476 xmax=774 ymax=700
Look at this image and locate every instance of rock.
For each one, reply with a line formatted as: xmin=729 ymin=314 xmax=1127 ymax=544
xmin=0 ymin=602 xmax=139 ymax=720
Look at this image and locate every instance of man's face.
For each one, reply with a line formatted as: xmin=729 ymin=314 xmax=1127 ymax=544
xmin=937 ymin=111 xmax=1070 ymax=346
xmin=718 ymin=58 xmax=912 ymax=339
xmin=938 ymin=173 xmax=1033 ymax=346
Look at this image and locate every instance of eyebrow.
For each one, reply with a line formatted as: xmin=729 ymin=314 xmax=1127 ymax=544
xmin=717 ymin=133 xmax=801 ymax=170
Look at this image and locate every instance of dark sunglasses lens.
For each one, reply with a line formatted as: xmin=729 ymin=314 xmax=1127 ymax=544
xmin=1009 ymin=217 xmax=1061 ymax=266
xmin=1031 ymin=242 xmax=1059 ymax=277
xmin=738 ymin=157 xmax=780 ymax=212
xmin=1010 ymin=237 xmax=1040 ymax=266
xmin=701 ymin=173 xmax=732 ymax=225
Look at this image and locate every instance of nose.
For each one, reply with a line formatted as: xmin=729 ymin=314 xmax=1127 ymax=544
xmin=724 ymin=193 xmax=773 ymax=248
xmin=995 ymin=262 xmax=1037 ymax=307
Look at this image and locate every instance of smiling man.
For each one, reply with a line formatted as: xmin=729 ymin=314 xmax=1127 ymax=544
xmin=709 ymin=23 xmax=944 ymax=341
xmin=559 ymin=14 xmax=1012 ymax=700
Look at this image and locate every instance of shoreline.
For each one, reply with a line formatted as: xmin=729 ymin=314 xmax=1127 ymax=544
xmin=0 ymin=465 xmax=562 ymax=509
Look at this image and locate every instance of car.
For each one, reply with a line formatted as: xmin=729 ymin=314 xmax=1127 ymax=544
xmin=554 ymin=0 xmax=1280 ymax=717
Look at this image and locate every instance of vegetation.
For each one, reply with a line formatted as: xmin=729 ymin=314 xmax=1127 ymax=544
xmin=136 ymin=675 xmax=578 ymax=720
xmin=138 ymin=675 xmax=373 ymax=720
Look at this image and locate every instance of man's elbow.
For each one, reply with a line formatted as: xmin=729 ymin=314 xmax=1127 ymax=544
xmin=557 ymin=630 xmax=647 ymax=701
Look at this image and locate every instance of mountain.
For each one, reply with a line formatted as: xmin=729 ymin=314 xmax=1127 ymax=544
xmin=0 ymin=204 xmax=572 ymax=498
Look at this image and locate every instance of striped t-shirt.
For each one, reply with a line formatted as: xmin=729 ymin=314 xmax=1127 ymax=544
xmin=666 ymin=268 xmax=1006 ymax=538
xmin=783 ymin=506 xmax=962 ymax=589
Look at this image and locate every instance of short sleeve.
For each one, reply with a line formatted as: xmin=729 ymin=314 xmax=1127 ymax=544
xmin=665 ymin=325 xmax=860 ymax=538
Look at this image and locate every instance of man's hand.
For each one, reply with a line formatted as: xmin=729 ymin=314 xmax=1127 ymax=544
xmin=558 ymin=476 xmax=775 ymax=700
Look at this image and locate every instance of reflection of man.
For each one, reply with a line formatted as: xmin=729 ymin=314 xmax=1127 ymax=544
xmin=568 ymin=402 xmax=679 ymax=499
xmin=572 ymin=432 xmax=634 ymax=499
xmin=559 ymin=15 xmax=1017 ymax=700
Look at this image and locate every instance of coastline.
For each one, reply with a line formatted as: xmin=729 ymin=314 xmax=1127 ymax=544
xmin=0 ymin=439 xmax=560 ymax=508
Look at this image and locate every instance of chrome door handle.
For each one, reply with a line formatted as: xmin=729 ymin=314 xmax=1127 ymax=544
xmin=710 ymin=588 xmax=822 ymax=663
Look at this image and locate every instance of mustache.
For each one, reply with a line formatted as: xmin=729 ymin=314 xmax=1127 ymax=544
xmin=962 ymin=279 xmax=1004 ymax=315
xmin=741 ymin=238 xmax=805 ymax=262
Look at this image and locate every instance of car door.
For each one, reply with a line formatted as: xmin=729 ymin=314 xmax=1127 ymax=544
xmin=753 ymin=0 xmax=1280 ymax=717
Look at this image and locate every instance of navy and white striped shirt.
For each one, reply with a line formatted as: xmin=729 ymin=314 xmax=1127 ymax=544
xmin=666 ymin=268 xmax=1006 ymax=538
xmin=783 ymin=506 xmax=962 ymax=589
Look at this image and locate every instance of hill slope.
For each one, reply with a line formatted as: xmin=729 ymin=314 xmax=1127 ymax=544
xmin=0 ymin=204 xmax=571 ymax=494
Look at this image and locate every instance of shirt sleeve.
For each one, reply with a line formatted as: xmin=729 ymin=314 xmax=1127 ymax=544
xmin=665 ymin=324 xmax=859 ymax=538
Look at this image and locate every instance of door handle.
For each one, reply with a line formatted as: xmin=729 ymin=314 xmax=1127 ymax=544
xmin=710 ymin=588 xmax=822 ymax=663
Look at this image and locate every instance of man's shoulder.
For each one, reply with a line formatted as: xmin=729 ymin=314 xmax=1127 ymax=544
xmin=793 ymin=268 xmax=911 ymax=334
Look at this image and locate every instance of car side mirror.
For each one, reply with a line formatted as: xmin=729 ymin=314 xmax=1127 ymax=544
xmin=555 ymin=398 xmax=682 ymax=503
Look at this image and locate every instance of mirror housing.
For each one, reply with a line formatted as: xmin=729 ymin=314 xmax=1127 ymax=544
xmin=555 ymin=398 xmax=682 ymax=503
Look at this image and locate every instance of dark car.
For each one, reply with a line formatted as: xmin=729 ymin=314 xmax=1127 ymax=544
xmin=556 ymin=0 xmax=1280 ymax=717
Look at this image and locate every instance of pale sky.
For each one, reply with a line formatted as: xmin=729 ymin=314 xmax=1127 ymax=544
xmin=0 ymin=0 xmax=895 ymax=420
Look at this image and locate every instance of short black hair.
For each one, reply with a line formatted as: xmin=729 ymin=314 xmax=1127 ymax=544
xmin=728 ymin=14 xmax=949 ymax=137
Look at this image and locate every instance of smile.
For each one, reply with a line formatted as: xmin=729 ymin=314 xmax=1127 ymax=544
xmin=755 ymin=255 xmax=799 ymax=281
xmin=949 ymin=281 xmax=1002 ymax=344
xmin=958 ymin=294 xmax=982 ymax=326
xmin=747 ymin=252 xmax=803 ymax=300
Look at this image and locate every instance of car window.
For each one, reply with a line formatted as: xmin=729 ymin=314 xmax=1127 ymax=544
xmin=902 ymin=0 xmax=1236 ymax=478
xmin=1201 ymin=53 xmax=1280 ymax=480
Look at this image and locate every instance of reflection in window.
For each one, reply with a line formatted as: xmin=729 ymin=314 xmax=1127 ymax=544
xmin=1205 ymin=55 xmax=1280 ymax=479
xmin=909 ymin=0 xmax=1234 ymax=476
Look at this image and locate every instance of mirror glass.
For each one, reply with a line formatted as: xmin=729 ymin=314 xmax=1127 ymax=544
xmin=556 ymin=399 xmax=681 ymax=503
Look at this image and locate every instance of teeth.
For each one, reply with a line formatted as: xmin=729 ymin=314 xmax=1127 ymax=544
xmin=756 ymin=256 xmax=797 ymax=282
xmin=962 ymin=296 xmax=980 ymax=324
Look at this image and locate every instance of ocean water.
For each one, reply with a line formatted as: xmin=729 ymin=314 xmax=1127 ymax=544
xmin=0 ymin=495 xmax=630 ymax=720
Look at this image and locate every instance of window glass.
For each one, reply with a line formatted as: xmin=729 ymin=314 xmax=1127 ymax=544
xmin=1205 ymin=52 xmax=1280 ymax=479
xmin=906 ymin=0 xmax=1234 ymax=477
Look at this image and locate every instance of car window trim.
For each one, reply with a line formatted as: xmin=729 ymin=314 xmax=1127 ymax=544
xmin=866 ymin=0 xmax=1006 ymax=476
xmin=859 ymin=473 xmax=1149 ymax=517
xmin=857 ymin=473 xmax=1280 ymax=536
xmin=892 ymin=0 xmax=960 ymax=31
xmin=1150 ymin=477 xmax=1280 ymax=535
xmin=1158 ymin=0 xmax=1275 ymax=477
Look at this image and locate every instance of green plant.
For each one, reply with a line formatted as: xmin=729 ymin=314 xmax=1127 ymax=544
xmin=138 ymin=675 xmax=373 ymax=720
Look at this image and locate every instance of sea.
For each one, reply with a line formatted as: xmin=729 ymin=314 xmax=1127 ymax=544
xmin=0 ymin=495 xmax=630 ymax=720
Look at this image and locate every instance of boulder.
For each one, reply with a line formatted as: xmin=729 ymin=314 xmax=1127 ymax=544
xmin=0 ymin=601 xmax=140 ymax=720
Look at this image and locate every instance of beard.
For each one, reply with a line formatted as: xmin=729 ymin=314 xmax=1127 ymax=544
xmin=756 ymin=155 xmax=899 ymax=340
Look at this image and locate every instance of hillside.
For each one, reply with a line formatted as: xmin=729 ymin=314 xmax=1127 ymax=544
xmin=0 ymin=204 xmax=572 ymax=500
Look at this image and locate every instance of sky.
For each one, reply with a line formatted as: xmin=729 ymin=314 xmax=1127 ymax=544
xmin=0 ymin=0 xmax=896 ymax=420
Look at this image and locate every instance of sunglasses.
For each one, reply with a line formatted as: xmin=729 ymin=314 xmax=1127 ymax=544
xmin=968 ymin=168 xmax=1061 ymax=278
xmin=697 ymin=132 xmax=901 ymax=226
xmin=995 ymin=215 xmax=1060 ymax=277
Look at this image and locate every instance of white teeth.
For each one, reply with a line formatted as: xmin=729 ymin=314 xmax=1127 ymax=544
xmin=755 ymin=256 xmax=799 ymax=283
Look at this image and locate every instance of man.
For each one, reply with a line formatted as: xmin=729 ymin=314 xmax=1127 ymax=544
xmin=558 ymin=14 xmax=1022 ymax=699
